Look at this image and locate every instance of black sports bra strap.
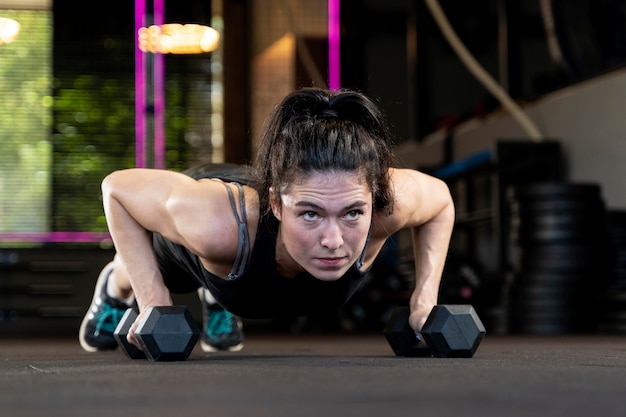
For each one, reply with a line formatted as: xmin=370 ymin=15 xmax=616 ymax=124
xmin=356 ymin=222 xmax=372 ymax=271
xmin=222 ymin=182 xmax=250 ymax=279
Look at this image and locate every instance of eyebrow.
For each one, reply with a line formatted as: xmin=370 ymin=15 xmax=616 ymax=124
xmin=294 ymin=200 xmax=368 ymax=212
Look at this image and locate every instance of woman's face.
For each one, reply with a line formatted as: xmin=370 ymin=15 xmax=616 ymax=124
xmin=270 ymin=170 xmax=373 ymax=281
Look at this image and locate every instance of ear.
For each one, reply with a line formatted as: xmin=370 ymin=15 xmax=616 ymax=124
xmin=269 ymin=187 xmax=282 ymax=220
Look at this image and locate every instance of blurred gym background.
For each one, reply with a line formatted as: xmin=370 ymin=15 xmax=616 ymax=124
xmin=2 ymin=0 xmax=626 ymax=337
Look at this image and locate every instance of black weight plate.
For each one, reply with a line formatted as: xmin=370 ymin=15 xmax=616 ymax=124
xmin=509 ymin=283 xmax=585 ymax=301
xmin=509 ymin=307 xmax=576 ymax=321
xmin=516 ymin=245 xmax=605 ymax=271
xmin=522 ymin=243 xmax=604 ymax=258
xmin=509 ymin=303 xmax=580 ymax=320
xmin=136 ymin=305 xmax=200 ymax=362
xmin=596 ymin=322 xmax=626 ymax=333
xmin=515 ymin=228 xmax=603 ymax=244
xmin=509 ymin=294 xmax=581 ymax=312
xmin=606 ymin=210 xmax=626 ymax=225
xmin=510 ymin=199 xmax=604 ymax=214
xmin=609 ymin=227 xmax=626 ymax=236
xmin=510 ymin=183 xmax=602 ymax=201
xmin=515 ymin=227 xmax=606 ymax=245
xmin=599 ymin=290 xmax=626 ymax=303
xmin=421 ymin=305 xmax=485 ymax=358
xmin=113 ymin=309 xmax=146 ymax=360
xmin=512 ymin=207 xmax=605 ymax=223
xmin=383 ymin=307 xmax=431 ymax=357
xmin=515 ymin=257 xmax=599 ymax=273
xmin=609 ymin=248 xmax=626 ymax=258
xmin=511 ymin=309 xmax=590 ymax=326
xmin=609 ymin=268 xmax=626 ymax=283
xmin=597 ymin=308 xmax=626 ymax=321
xmin=511 ymin=293 xmax=586 ymax=307
xmin=511 ymin=270 xmax=595 ymax=286
xmin=517 ymin=212 xmax=604 ymax=228
xmin=596 ymin=291 xmax=626 ymax=316
xmin=509 ymin=318 xmax=578 ymax=335
xmin=597 ymin=311 xmax=626 ymax=325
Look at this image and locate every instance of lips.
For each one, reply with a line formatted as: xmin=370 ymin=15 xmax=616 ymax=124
xmin=316 ymin=256 xmax=347 ymax=268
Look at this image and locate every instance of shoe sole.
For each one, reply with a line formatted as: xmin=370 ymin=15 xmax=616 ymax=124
xmin=78 ymin=261 xmax=116 ymax=353
xmin=200 ymin=340 xmax=244 ymax=353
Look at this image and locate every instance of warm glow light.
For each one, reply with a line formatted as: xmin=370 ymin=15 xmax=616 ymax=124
xmin=138 ymin=23 xmax=219 ymax=54
xmin=0 ymin=17 xmax=20 ymax=45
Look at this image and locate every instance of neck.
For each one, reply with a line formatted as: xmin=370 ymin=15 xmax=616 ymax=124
xmin=274 ymin=227 xmax=303 ymax=279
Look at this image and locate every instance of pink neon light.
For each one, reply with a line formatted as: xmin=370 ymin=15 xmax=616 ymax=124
xmin=153 ymin=0 xmax=165 ymax=169
xmin=328 ymin=0 xmax=341 ymax=90
xmin=135 ymin=0 xmax=146 ymax=168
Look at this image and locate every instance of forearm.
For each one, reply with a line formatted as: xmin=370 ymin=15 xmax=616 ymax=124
xmin=102 ymin=174 xmax=172 ymax=311
xmin=408 ymin=198 xmax=455 ymax=331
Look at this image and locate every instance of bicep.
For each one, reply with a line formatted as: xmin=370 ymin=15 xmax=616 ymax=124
xmin=102 ymin=169 xmax=221 ymax=249
xmin=388 ymin=168 xmax=454 ymax=230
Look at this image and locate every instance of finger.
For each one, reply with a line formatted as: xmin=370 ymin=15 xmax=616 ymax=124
xmin=127 ymin=319 xmax=142 ymax=349
xmin=408 ymin=308 xmax=431 ymax=333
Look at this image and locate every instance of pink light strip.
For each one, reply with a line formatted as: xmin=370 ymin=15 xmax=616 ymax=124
xmin=153 ymin=0 xmax=165 ymax=169
xmin=328 ymin=0 xmax=341 ymax=90
xmin=135 ymin=0 xmax=146 ymax=168
xmin=0 ymin=232 xmax=112 ymax=243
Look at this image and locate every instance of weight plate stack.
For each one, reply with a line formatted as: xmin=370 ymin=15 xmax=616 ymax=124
xmin=506 ymin=183 xmax=608 ymax=334
xmin=605 ymin=211 xmax=626 ymax=288
xmin=596 ymin=210 xmax=626 ymax=333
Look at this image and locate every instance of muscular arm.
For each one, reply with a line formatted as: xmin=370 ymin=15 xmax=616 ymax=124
xmin=386 ymin=168 xmax=455 ymax=333
xmin=101 ymin=169 xmax=240 ymax=342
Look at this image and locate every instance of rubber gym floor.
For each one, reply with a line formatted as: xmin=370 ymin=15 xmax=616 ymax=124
xmin=2 ymin=333 xmax=626 ymax=417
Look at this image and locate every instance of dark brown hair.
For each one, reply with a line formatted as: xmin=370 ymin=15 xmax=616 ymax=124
xmin=255 ymin=87 xmax=395 ymax=216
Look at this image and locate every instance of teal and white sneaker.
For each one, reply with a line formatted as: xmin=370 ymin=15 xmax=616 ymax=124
xmin=199 ymin=293 xmax=244 ymax=352
xmin=79 ymin=262 xmax=130 ymax=352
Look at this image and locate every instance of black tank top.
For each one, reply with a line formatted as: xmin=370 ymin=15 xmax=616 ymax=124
xmin=187 ymin=163 xmax=374 ymax=319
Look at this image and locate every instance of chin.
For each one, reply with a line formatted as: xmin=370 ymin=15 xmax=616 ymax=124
xmin=313 ymin=274 xmax=342 ymax=282
xmin=310 ymin=267 xmax=350 ymax=282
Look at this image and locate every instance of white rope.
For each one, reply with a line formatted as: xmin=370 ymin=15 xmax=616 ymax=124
xmin=424 ymin=0 xmax=544 ymax=141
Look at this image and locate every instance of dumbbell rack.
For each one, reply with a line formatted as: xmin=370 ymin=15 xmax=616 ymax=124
xmin=0 ymin=247 xmax=115 ymax=336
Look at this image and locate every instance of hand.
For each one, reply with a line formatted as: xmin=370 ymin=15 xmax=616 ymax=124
xmin=126 ymin=307 xmax=162 ymax=350
xmin=126 ymin=309 xmax=147 ymax=349
xmin=408 ymin=305 xmax=433 ymax=334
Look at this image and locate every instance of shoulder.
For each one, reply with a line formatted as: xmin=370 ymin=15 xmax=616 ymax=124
xmin=167 ymin=178 xmax=260 ymax=262
xmin=372 ymin=168 xmax=452 ymax=236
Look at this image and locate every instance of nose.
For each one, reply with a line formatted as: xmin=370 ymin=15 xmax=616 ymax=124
xmin=321 ymin=220 xmax=343 ymax=250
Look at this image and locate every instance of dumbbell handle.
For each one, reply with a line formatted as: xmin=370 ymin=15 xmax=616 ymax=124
xmin=113 ymin=308 xmax=146 ymax=359
xmin=384 ymin=307 xmax=431 ymax=357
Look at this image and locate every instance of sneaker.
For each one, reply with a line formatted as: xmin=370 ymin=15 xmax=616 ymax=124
xmin=199 ymin=295 xmax=244 ymax=352
xmin=79 ymin=262 xmax=130 ymax=352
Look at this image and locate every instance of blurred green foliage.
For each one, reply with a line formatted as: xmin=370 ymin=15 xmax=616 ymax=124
xmin=0 ymin=10 xmax=52 ymax=233
xmin=52 ymin=75 xmax=136 ymax=232
xmin=1 ymin=9 xmax=208 ymax=239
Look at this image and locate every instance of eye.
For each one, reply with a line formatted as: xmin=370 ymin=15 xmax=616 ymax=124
xmin=344 ymin=209 xmax=363 ymax=221
xmin=302 ymin=211 xmax=319 ymax=221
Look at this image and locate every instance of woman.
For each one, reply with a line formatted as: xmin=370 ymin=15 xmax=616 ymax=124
xmin=79 ymin=87 xmax=455 ymax=354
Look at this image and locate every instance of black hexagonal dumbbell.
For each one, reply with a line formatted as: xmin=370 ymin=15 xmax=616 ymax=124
xmin=384 ymin=304 xmax=486 ymax=358
xmin=114 ymin=305 xmax=200 ymax=362
xmin=383 ymin=307 xmax=431 ymax=357
xmin=114 ymin=308 xmax=146 ymax=359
